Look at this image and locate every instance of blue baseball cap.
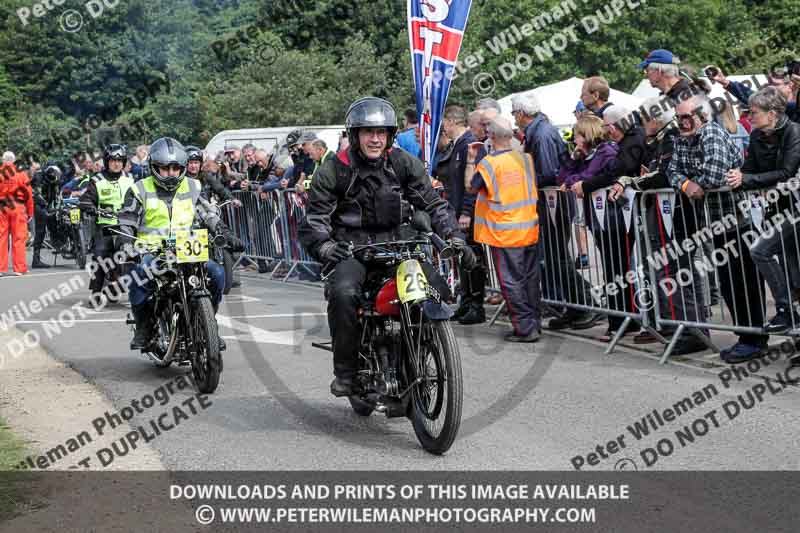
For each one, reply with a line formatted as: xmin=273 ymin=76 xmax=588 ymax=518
xmin=637 ymin=49 xmax=680 ymax=70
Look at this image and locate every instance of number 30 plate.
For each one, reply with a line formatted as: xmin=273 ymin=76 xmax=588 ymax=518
xmin=397 ymin=259 xmax=428 ymax=304
xmin=175 ymin=229 xmax=209 ymax=264
xmin=69 ymin=209 xmax=81 ymax=224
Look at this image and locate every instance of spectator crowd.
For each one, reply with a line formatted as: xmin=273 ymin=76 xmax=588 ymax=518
xmin=419 ymin=48 xmax=800 ymax=365
xmin=3 ymin=47 xmax=800 ymax=366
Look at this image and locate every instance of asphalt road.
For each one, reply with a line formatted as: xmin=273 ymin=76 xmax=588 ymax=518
xmin=2 ymin=258 xmax=800 ymax=471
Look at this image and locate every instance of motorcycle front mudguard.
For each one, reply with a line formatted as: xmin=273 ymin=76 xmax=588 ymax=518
xmin=420 ymin=299 xmax=453 ymax=321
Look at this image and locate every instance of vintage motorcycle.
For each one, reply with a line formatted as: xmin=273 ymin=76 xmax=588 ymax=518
xmin=313 ymin=212 xmax=464 ymax=455
xmin=118 ymin=227 xmax=225 ymax=394
xmin=208 ymin=200 xmax=237 ymax=295
xmin=52 ymin=197 xmax=89 ymax=269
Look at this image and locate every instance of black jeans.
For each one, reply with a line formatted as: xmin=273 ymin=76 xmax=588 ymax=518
xmin=33 ymin=206 xmax=58 ymax=250
xmin=458 ymin=217 xmax=485 ymax=309
xmin=89 ymin=232 xmax=116 ymax=293
xmin=712 ymin=228 xmax=768 ymax=346
xmin=750 ymin=214 xmax=800 ymax=312
xmin=327 ymin=257 xmax=450 ymax=379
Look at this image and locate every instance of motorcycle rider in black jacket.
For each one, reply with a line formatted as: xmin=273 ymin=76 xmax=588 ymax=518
xmin=30 ymin=163 xmax=62 ymax=268
xmin=299 ymin=97 xmax=474 ymax=397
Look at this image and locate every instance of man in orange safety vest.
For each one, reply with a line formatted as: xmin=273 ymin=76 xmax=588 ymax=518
xmin=467 ymin=116 xmax=541 ymax=342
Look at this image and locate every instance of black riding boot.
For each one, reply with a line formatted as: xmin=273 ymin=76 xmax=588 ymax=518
xmin=130 ymin=307 xmax=153 ymax=350
xmin=31 ymin=249 xmax=50 ymax=269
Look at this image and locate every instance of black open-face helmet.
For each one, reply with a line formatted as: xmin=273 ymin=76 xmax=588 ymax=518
xmin=43 ymin=162 xmax=62 ymax=184
xmin=185 ymin=145 xmax=204 ymax=163
xmin=345 ymin=97 xmax=399 ymax=157
xmin=149 ymin=137 xmax=187 ymax=191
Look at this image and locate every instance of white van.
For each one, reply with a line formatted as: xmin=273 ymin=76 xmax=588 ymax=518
xmin=204 ymin=126 xmax=345 ymax=158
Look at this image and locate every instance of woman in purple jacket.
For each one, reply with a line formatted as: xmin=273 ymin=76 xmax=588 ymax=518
xmin=557 ymin=115 xmax=619 ymax=190
xmin=556 ymin=115 xmax=624 ymax=340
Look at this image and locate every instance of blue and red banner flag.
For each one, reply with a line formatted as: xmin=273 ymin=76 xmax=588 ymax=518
xmin=407 ymin=0 xmax=473 ymax=168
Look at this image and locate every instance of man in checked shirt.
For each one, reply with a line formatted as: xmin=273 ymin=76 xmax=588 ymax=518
xmin=668 ymin=93 xmax=768 ymax=364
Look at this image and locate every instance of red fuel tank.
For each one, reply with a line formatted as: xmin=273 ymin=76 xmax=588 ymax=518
xmin=375 ymin=279 xmax=401 ymax=316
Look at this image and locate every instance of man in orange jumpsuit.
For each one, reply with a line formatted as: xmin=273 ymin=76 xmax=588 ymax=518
xmin=0 ymin=153 xmax=34 ymax=275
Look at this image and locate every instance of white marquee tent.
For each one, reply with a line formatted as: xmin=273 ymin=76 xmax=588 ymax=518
xmin=497 ymin=77 xmax=644 ymax=130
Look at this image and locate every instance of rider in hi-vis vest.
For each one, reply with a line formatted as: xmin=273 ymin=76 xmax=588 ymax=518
xmin=117 ymin=137 xmax=228 ymax=350
xmin=79 ymin=144 xmax=135 ymax=296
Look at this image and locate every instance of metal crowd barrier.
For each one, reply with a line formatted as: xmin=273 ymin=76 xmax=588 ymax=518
xmin=639 ymin=180 xmax=800 ymax=363
xmin=220 ymin=189 xmax=321 ymax=282
xmin=536 ymin=186 xmax=658 ymax=354
xmin=475 ymin=178 xmax=800 ymax=363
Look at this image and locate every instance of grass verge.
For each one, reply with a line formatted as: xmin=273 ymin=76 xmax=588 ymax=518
xmin=0 ymin=416 xmax=31 ymax=521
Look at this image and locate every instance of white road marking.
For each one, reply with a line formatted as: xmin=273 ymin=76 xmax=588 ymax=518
xmin=222 ymin=313 xmax=326 ymax=319
xmin=216 ymin=314 xmax=298 ymax=346
xmin=13 ymin=312 xmax=324 ymax=329
xmin=222 ymin=294 xmax=261 ymax=303
xmin=14 ymin=318 xmax=128 ymax=324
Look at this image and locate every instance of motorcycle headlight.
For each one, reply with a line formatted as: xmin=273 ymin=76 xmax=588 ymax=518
xmin=188 ymin=275 xmax=201 ymax=288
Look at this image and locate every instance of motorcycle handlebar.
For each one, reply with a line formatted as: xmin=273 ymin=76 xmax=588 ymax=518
xmin=321 ymin=233 xmax=457 ymax=281
xmin=428 ymin=232 xmax=448 ymax=253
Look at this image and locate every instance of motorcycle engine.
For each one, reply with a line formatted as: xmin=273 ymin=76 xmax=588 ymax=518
xmin=372 ymin=332 xmax=401 ymax=396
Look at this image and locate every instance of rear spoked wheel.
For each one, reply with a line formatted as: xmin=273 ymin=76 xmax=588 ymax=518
xmin=150 ymin=311 xmax=174 ymax=368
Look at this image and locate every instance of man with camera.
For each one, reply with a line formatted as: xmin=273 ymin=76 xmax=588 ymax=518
xmin=186 ymin=146 xmax=237 ymax=205
xmin=707 ymin=61 xmax=800 ymax=123
xmin=219 ymin=145 xmax=245 ymax=185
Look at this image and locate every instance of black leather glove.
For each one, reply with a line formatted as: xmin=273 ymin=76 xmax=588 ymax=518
xmin=448 ymin=237 xmax=476 ymax=271
xmin=318 ymin=240 xmax=352 ymax=264
xmin=118 ymin=241 xmax=139 ymax=261
xmin=227 ymin=235 xmax=245 ymax=253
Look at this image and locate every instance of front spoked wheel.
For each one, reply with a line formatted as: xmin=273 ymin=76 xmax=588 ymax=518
xmin=191 ymin=296 xmax=222 ymax=393
xmin=221 ymin=249 xmax=234 ymax=295
xmin=74 ymin=227 xmax=86 ymax=269
xmin=407 ymin=318 xmax=462 ymax=455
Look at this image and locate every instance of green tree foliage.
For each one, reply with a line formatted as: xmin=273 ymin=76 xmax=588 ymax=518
xmin=447 ymin=0 xmax=767 ymax=106
xmin=0 ymin=0 xmax=796 ymax=158
xmin=198 ymin=33 xmax=395 ymax=131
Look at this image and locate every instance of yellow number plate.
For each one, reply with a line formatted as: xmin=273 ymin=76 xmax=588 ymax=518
xmin=69 ymin=209 xmax=81 ymax=224
xmin=397 ymin=260 xmax=428 ymax=304
xmin=175 ymin=229 xmax=209 ymax=264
